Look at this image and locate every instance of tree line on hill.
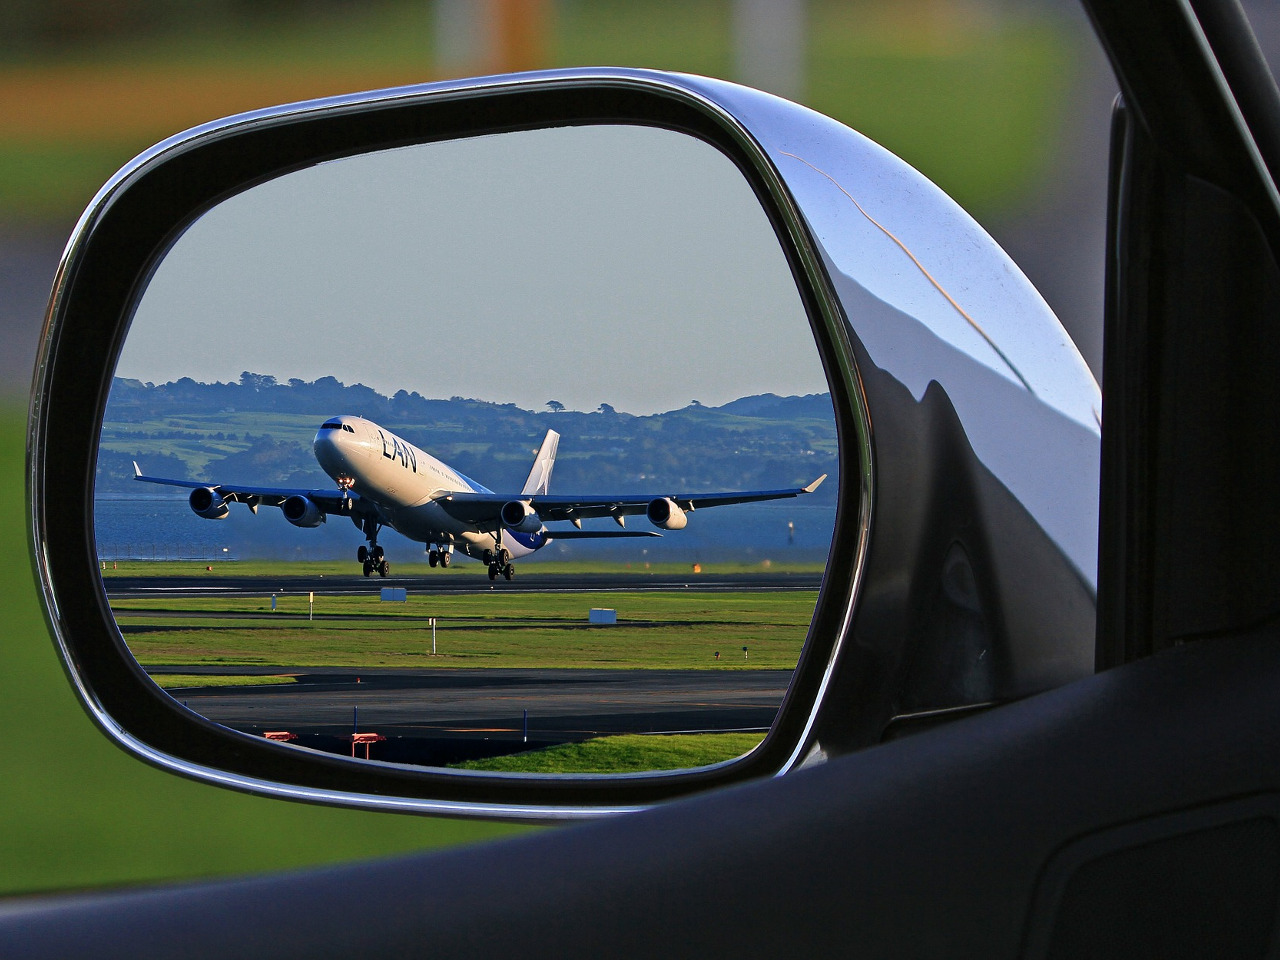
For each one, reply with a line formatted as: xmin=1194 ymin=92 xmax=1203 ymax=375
xmin=99 ymin=373 xmax=838 ymax=499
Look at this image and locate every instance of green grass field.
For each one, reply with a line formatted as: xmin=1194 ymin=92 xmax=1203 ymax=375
xmin=0 ymin=411 xmax=526 ymax=897
xmin=453 ymin=732 xmax=767 ymax=773
xmin=113 ymin=588 xmax=816 ymax=671
xmin=152 ymin=673 xmax=298 ymax=690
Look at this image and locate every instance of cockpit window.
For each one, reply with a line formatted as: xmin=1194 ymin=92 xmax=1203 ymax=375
xmin=320 ymin=421 xmax=342 ymax=429
xmin=343 ymin=424 xmax=355 ymax=433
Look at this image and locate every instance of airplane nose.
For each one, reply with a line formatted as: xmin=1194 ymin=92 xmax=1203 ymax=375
xmin=313 ymin=427 xmax=349 ymax=474
xmin=314 ymin=422 xmax=374 ymax=476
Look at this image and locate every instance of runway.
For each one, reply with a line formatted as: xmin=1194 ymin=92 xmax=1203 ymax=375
xmin=118 ymin=570 xmax=807 ymax=766
xmin=106 ymin=570 xmax=822 ymax=600
xmin=153 ymin=665 xmax=791 ymax=767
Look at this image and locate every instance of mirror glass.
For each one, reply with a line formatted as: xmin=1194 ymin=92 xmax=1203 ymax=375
xmin=95 ymin=124 xmax=838 ymax=775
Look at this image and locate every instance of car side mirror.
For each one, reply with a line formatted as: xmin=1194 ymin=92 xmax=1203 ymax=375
xmin=30 ymin=68 xmax=1099 ymax=817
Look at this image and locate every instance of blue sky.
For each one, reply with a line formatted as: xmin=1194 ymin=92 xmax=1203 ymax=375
xmin=118 ymin=124 xmax=828 ymax=415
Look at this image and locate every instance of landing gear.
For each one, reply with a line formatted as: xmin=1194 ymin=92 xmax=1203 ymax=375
xmin=428 ymin=546 xmax=453 ymax=570
xmin=357 ymin=519 xmax=385 ymax=575
xmin=486 ymin=560 xmax=513 ymax=580
xmin=485 ymin=546 xmax=513 ymax=582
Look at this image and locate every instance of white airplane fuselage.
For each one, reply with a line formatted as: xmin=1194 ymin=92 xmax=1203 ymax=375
xmin=312 ymin=415 xmax=544 ymax=560
xmin=135 ymin=413 xmax=821 ymax=579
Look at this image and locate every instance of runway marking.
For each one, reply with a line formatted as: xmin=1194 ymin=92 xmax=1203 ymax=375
xmin=443 ymin=727 xmax=520 ymax=734
xmin=134 ymin=586 xmax=240 ymax=592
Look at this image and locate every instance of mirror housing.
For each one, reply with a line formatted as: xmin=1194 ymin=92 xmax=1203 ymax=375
xmin=30 ymin=68 xmax=1099 ymax=817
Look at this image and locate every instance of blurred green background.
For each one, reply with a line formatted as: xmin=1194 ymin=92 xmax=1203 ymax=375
xmin=0 ymin=0 xmax=1099 ymax=897
xmin=0 ymin=0 xmax=1074 ymax=222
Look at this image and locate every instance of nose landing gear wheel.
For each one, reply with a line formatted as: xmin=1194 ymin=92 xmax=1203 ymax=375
xmin=428 ymin=551 xmax=438 ymax=568
xmin=439 ymin=552 xmax=451 ymax=568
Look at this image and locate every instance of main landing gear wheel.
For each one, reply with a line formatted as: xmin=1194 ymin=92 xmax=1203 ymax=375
xmin=358 ymin=517 xmax=387 ymax=576
xmin=486 ymin=547 xmax=513 ymax=582
xmin=360 ymin=541 xmax=385 ymax=575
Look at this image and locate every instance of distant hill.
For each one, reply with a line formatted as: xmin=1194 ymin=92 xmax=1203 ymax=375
xmin=715 ymin=393 xmax=835 ymax=421
xmin=98 ymin=375 xmax=838 ymax=500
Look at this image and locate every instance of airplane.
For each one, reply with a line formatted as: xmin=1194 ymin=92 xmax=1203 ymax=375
xmin=133 ymin=415 xmax=827 ymax=581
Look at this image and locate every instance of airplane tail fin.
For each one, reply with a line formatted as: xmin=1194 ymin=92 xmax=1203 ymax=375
xmin=521 ymin=430 xmax=559 ymax=496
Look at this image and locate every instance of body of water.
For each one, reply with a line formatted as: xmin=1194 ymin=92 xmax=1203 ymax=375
xmin=94 ymin=496 xmax=836 ymax=567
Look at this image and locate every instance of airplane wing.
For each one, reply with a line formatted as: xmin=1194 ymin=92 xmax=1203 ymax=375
xmin=435 ymin=475 xmax=826 ymax=526
xmin=543 ymin=529 xmax=662 ymax=539
xmin=132 ymin=463 xmax=378 ymax=518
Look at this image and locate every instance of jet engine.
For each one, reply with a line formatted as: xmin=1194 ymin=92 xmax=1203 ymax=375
xmin=647 ymin=497 xmax=688 ymax=530
xmin=282 ymin=495 xmax=326 ymax=528
xmin=188 ymin=487 xmax=229 ymax=520
xmin=501 ymin=500 xmax=543 ymax=533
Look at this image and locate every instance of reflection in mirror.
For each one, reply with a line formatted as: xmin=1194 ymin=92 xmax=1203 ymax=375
xmin=95 ymin=124 xmax=838 ymax=775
